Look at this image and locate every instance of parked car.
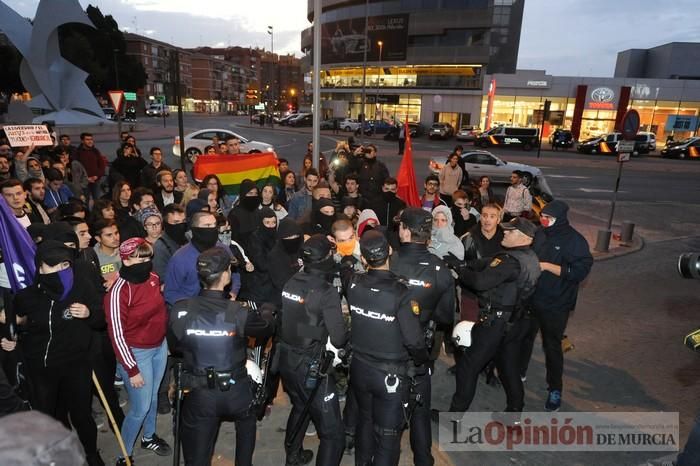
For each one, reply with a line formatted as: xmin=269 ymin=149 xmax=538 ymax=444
xmin=475 ymin=126 xmax=539 ymax=151
xmin=549 ymin=129 xmax=574 ymax=149
xmin=429 ymin=122 xmax=455 ymax=139
xmin=633 ymin=132 xmax=656 ymax=154
xmin=277 ymin=113 xmax=299 ymax=125
xmin=369 ymin=120 xmax=395 ymax=134
xmin=172 ymin=129 xmax=275 ymax=162
xmin=288 ymin=113 xmax=313 ymax=127
xmin=429 ymin=149 xmax=547 ymax=186
xmin=146 ymin=103 xmax=170 ymax=117
xmin=383 ymin=123 xmax=423 ymax=140
xmin=660 ymin=137 xmax=700 ymax=159
xmin=339 ymin=118 xmax=362 ymax=132
xmin=456 ymin=125 xmax=481 ymax=142
xmin=576 ymin=132 xmax=621 ymax=155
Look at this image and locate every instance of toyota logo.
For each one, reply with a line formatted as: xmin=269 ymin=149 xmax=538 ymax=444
xmin=591 ymin=87 xmax=615 ymax=103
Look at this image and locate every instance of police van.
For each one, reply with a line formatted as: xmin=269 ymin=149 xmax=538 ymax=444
xmin=475 ymin=126 xmax=540 ymax=151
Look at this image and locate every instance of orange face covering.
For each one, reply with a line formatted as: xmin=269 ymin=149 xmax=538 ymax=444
xmin=336 ymin=239 xmax=357 ymax=257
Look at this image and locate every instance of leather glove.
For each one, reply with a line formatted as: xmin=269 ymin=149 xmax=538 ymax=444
xmin=443 ymin=252 xmax=464 ymax=272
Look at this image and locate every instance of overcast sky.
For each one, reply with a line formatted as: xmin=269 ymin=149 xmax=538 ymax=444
xmin=5 ymin=0 xmax=700 ymax=77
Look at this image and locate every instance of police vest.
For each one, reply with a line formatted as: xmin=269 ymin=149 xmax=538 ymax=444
xmin=279 ymin=273 xmax=330 ymax=350
xmin=503 ymin=249 xmax=541 ymax=309
xmin=180 ymin=300 xmax=248 ymax=374
xmin=347 ymin=272 xmax=408 ymax=362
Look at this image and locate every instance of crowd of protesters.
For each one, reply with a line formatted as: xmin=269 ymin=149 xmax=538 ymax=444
xmin=0 ymin=129 xmax=594 ymax=466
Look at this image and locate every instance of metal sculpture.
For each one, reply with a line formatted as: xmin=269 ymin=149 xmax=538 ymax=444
xmin=0 ymin=0 xmax=107 ymax=125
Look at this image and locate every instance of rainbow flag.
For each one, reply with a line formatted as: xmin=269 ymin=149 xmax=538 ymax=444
xmin=193 ymin=153 xmax=281 ymax=195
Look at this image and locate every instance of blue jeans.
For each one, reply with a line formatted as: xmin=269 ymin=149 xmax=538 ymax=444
xmin=117 ymin=340 xmax=168 ymax=455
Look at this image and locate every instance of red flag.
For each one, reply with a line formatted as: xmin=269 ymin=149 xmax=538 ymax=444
xmin=396 ymin=121 xmax=420 ymax=207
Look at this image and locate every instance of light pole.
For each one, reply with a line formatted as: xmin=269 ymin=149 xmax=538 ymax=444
xmin=267 ymin=25 xmax=274 ymax=127
xmin=375 ymin=40 xmax=383 ymax=122
xmin=359 ymin=0 xmax=369 ymax=144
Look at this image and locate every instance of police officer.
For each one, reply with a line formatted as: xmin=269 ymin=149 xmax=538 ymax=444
xmin=447 ymin=218 xmax=541 ymax=414
xmin=389 ymin=208 xmax=456 ymax=466
xmin=342 ymin=230 xmax=429 ymax=466
xmin=278 ymin=234 xmax=348 ymax=466
xmin=169 ymin=247 xmax=275 ymax=466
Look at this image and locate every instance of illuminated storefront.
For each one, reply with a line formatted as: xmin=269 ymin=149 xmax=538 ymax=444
xmin=481 ymin=71 xmax=700 ymax=142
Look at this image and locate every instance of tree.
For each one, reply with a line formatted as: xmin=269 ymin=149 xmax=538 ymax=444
xmin=58 ymin=4 xmax=146 ymax=96
xmin=0 ymin=45 xmax=24 ymax=94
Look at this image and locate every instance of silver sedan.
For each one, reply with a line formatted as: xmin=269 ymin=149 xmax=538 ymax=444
xmin=429 ymin=149 xmax=552 ymax=194
xmin=172 ymin=128 xmax=275 ymax=162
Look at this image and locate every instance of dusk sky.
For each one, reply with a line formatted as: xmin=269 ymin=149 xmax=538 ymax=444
xmin=5 ymin=0 xmax=700 ymax=77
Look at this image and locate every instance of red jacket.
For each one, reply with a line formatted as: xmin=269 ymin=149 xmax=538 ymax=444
xmin=104 ymin=273 xmax=167 ymax=377
xmin=74 ymin=144 xmax=107 ymax=178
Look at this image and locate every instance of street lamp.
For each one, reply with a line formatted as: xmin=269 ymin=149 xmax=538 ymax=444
xmin=267 ymin=25 xmax=274 ymax=125
xmin=375 ymin=40 xmax=383 ymax=121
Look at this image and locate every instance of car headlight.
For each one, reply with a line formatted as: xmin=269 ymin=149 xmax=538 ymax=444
xmin=266 ymin=146 xmax=274 ymax=152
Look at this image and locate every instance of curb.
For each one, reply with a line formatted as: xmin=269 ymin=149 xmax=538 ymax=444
xmin=592 ymin=233 xmax=645 ymax=261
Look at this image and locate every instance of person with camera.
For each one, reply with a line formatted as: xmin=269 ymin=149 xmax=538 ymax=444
xmin=341 ymin=230 xmax=429 ymax=466
xmin=518 ymin=200 xmax=593 ymax=412
xmin=389 ymin=208 xmax=456 ymax=466
xmin=169 ymin=247 xmax=276 ymax=466
xmin=278 ymin=235 xmax=348 ymax=466
xmin=447 ymin=218 xmax=541 ymax=416
xmin=350 ymin=144 xmax=389 ymax=206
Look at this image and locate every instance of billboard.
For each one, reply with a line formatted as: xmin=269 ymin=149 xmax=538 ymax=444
xmin=322 ymin=14 xmax=409 ymax=65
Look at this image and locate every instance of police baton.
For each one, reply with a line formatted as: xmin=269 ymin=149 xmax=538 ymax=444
xmin=173 ymin=361 xmax=184 ymax=466
xmin=284 ymin=350 xmax=334 ymax=449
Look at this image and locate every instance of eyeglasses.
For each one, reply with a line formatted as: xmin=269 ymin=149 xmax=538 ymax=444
xmin=144 ymin=221 xmax=162 ymax=228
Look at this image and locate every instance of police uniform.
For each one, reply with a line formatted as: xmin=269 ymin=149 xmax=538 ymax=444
xmin=278 ymin=235 xmax=348 ymax=466
xmin=169 ymin=248 xmax=275 ymax=466
xmin=449 ymin=218 xmax=541 ymax=413
xmin=342 ymin=230 xmax=429 ymax=466
xmin=389 ymin=208 xmax=456 ymax=466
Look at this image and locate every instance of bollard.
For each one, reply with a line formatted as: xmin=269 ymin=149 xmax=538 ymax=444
xmin=620 ymin=222 xmax=635 ymax=245
xmin=594 ymin=229 xmax=611 ymax=253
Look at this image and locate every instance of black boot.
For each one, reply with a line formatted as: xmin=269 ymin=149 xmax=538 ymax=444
xmin=85 ymin=451 xmax=105 ymax=466
xmin=286 ymin=449 xmax=313 ymax=466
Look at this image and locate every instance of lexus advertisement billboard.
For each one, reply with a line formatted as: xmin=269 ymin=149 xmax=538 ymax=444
xmin=321 ymin=14 xmax=409 ymax=65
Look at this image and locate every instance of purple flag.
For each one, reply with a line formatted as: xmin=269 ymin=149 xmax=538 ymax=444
xmin=0 ymin=197 xmax=36 ymax=292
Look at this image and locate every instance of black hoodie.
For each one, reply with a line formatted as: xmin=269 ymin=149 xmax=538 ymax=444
xmin=15 ymin=259 xmax=104 ymax=367
xmin=531 ymin=200 xmax=593 ymax=313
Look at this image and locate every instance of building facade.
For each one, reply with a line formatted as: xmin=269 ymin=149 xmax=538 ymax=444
xmin=124 ymin=33 xmax=192 ymax=111
xmin=615 ymin=42 xmax=700 ymax=80
xmin=301 ymin=0 xmax=524 ymax=127
xmin=482 ymin=69 xmax=700 ymax=142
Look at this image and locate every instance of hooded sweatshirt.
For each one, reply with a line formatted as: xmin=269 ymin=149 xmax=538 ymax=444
xmin=228 ymin=179 xmax=261 ymax=248
xmin=531 ymin=200 xmax=593 ymax=313
xmin=428 ymin=205 xmax=465 ymax=260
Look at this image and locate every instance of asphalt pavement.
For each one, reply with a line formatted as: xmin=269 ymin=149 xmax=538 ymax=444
xmin=82 ymin=115 xmax=700 ymax=465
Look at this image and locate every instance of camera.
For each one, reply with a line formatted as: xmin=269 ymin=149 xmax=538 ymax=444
xmin=678 ymin=253 xmax=700 ymax=279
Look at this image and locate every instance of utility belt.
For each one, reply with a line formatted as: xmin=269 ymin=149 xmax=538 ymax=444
xmin=477 ymin=306 xmax=514 ymax=327
xmin=182 ymin=366 xmax=248 ymax=392
xmin=353 ymin=352 xmax=409 ymax=377
xmin=278 ymin=341 xmax=328 ymax=390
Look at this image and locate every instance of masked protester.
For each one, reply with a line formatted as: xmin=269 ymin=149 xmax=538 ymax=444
xmin=268 ymin=219 xmax=305 ymax=308
xmin=153 ymin=204 xmax=188 ymax=280
xmin=428 ymin=205 xmax=465 ymax=260
xmin=303 ymin=198 xmax=337 ymax=236
xmin=164 ymin=211 xmax=238 ymax=306
xmin=15 ymin=240 xmax=106 ymax=466
xmin=228 ymin=179 xmax=261 ymax=249
xmin=238 ymin=207 xmax=278 ymax=303
xmin=105 ymin=238 xmax=171 ymax=465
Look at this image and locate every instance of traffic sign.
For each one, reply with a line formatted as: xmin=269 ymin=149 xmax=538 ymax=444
xmin=617 ymin=152 xmax=631 ymax=162
xmin=108 ymin=90 xmax=125 ymax=113
xmin=617 ymin=140 xmax=635 ymax=153
xmin=124 ymin=92 xmax=137 ymax=101
xmin=621 ymin=109 xmax=640 ymax=140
